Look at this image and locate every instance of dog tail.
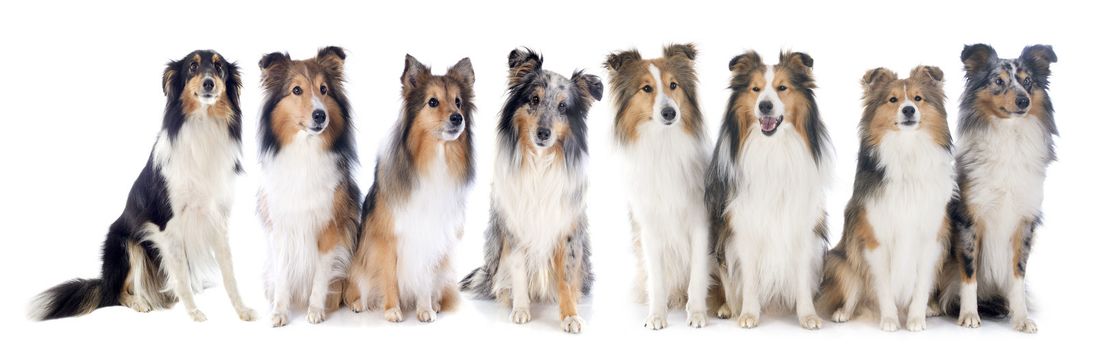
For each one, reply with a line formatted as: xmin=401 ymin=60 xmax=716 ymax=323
xmin=816 ymin=245 xmax=852 ymax=317
xmin=459 ymin=266 xmax=494 ymax=299
xmin=29 ymin=226 xmax=131 ymax=320
xmin=978 ymin=296 xmax=1009 ymax=319
xmin=459 ymin=213 xmax=506 ymax=299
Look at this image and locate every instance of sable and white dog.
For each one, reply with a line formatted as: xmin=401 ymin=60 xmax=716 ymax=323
xmin=604 ymin=43 xmax=712 ymax=330
xmin=705 ymin=51 xmax=831 ymax=330
xmin=937 ymin=44 xmax=1057 ymax=333
xmin=257 ymin=47 xmax=361 ymax=327
xmin=344 ymin=55 xmax=475 ymax=323
xmin=461 ymin=49 xmax=603 ymax=334
xmin=30 ymin=50 xmax=255 ymax=322
xmin=818 ymin=66 xmax=954 ymax=332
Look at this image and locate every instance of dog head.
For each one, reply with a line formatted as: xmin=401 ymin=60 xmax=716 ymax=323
xmin=860 ymin=66 xmax=948 ymax=146
xmin=400 ymin=55 xmax=475 ymax=144
xmin=728 ymin=51 xmax=817 ymax=137
xmin=501 ymin=48 xmax=602 ymax=157
xmin=163 ymin=50 xmax=240 ymax=119
xmin=258 ymin=46 xmax=351 ymax=153
xmin=961 ymin=44 xmax=1056 ymax=119
xmin=605 ymin=43 xmax=701 ymax=143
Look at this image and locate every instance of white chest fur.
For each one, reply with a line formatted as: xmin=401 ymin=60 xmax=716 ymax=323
xmin=494 ymin=148 xmax=586 ymax=261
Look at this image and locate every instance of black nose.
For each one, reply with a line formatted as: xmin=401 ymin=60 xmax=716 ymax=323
xmin=758 ymin=100 xmax=773 ymax=115
xmin=1016 ymin=96 xmax=1030 ymax=109
xmin=902 ymin=106 xmax=916 ymax=117
xmin=536 ymin=127 xmax=552 ymax=142
xmin=312 ymin=110 xmax=327 ymax=125
xmin=661 ymin=107 xmax=677 ymax=121
xmin=449 ymin=113 xmax=463 ymax=126
xmin=202 ymin=79 xmax=214 ymax=92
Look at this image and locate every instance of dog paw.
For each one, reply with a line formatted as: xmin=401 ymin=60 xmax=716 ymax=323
xmin=880 ymin=316 xmax=900 ymax=332
xmin=349 ymin=300 xmax=364 ymax=313
xmin=687 ymin=311 xmax=708 ymax=328
xmin=306 ymin=307 xmax=326 ymax=324
xmin=832 ymin=307 xmax=853 ymax=323
xmin=561 ymin=315 xmax=584 ymax=334
xmin=926 ymin=304 xmax=942 ymax=318
xmin=1013 ymin=318 xmax=1038 ymax=333
xmin=799 ymin=314 xmax=823 ymax=330
xmin=958 ymin=311 xmax=981 ymax=328
xmin=125 ymin=296 xmax=152 ymax=313
xmin=417 ymin=308 xmax=437 ymax=323
xmin=716 ymin=303 xmax=735 ymax=319
xmin=737 ymin=313 xmax=759 ymax=329
xmin=384 ymin=308 xmax=403 ymax=323
xmin=645 ymin=313 xmax=667 ymax=330
xmin=188 ymin=309 xmax=207 ymax=322
xmin=509 ymin=307 xmax=531 ymax=324
xmin=271 ymin=312 xmax=288 ymax=327
xmin=236 ymin=307 xmax=257 ymax=322
xmin=906 ymin=316 xmax=927 ymax=332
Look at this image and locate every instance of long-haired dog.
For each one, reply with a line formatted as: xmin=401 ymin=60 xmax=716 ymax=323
xmin=705 ymin=51 xmax=831 ymax=329
xmin=460 ymin=48 xmax=602 ymax=334
xmin=257 ymin=47 xmax=359 ymax=327
xmin=343 ymin=55 xmax=475 ymax=323
xmin=817 ymin=66 xmax=954 ymax=332
xmin=604 ymin=43 xmax=711 ymax=330
xmin=30 ymin=50 xmax=255 ymax=322
xmin=937 ymin=44 xmax=1057 ymax=333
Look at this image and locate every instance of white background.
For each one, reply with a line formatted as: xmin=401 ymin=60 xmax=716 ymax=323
xmin=1 ymin=0 xmax=1089 ymax=348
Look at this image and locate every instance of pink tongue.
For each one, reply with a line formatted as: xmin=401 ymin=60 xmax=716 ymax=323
xmin=761 ymin=117 xmax=778 ymax=132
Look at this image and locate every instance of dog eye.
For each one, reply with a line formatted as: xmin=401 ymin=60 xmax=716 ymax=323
xmin=669 ymin=82 xmax=678 ymax=90
xmin=428 ymin=98 xmax=439 ymax=108
xmin=558 ymin=101 xmax=566 ymax=110
xmin=1023 ymin=77 xmax=1033 ymax=87
xmin=455 ymin=97 xmax=462 ymax=109
xmin=914 ymin=96 xmax=922 ymax=101
xmin=530 ymin=96 xmax=540 ymax=106
xmin=995 ymin=78 xmax=1005 ymax=86
xmin=320 ymin=85 xmax=327 ymax=95
xmin=189 ymin=61 xmax=198 ymax=73
xmin=642 ymin=85 xmax=653 ymax=93
xmin=777 ymin=85 xmax=788 ymax=91
xmin=215 ymin=64 xmax=223 ymax=75
xmin=889 ymin=97 xmax=898 ymax=103
xmin=292 ymin=86 xmax=302 ymax=95
xmin=751 ymin=86 xmax=760 ymax=92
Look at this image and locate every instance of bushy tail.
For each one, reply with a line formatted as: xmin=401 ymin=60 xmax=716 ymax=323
xmin=943 ymin=295 xmax=1009 ymax=319
xmin=459 ymin=267 xmax=495 ymax=299
xmin=816 ymin=247 xmax=851 ymax=317
xmin=28 ymin=278 xmax=107 ymax=320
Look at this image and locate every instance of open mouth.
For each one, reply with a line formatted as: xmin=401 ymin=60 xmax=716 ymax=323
xmin=760 ymin=115 xmax=783 ymax=136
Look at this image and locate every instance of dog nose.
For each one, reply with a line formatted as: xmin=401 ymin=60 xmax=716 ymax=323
xmin=1016 ymin=96 xmax=1030 ymax=109
xmin=661 ymin=107 xmax=677 ymax=121
xmin=202 ymin=79 xmax=214 ymax=92
xmin=758 ymin=100 xmax=773 ymax=115
xmin=449 ymin=113 xmax=463 ymax=126
xmin=536 ymin=127 xmax=552 ymax=142
xmin=902 ymin=106 xmax=916 ymax=117
xmin=312 ymin=110 xmax=327 ymax=125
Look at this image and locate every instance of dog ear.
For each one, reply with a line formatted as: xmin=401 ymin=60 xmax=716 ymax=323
xmin=162 ymin=60 xmax=179 ymax=96
xmin=572 ymin=71 xmax=603 ymax=102
xmin=729 ymin=51 xmax=763 ymax=73
xmin=1020 ymin=44 xmax=1057 ymax=78
xmin=663 ymin=43 xmax=697 ymax=61
xmin=507 ymin=48 xmax=542 ymax=86
xmin=960 ymin=44 xmax=998 ymax=74
xmin=446 ymin=57 xmax=475 ymax=88
xmin=402 ymin=54 xmax=430 ymax=91
xmin=604 ymin=49 xmax=641 ymax=72
xmin=780 ymin=51 xmax=814 ymax=72
xmin=910 ymin=65 xmax=944 ymax=85
xmin=861 ymin=67 xmax=897 ymax=91
xmin=317 ymin=46 xmax=346 ymax=79
xmin=259 ymin=52 xmax=290 ymax=71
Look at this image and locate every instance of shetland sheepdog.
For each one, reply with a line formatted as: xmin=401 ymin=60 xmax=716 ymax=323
xmin=604 ymin=43 xmax=712 ymax=330
xmin=460 ymin=48 xmax=602 ymax=334
xmin=343 ymin=55 xmax=475 ymax=323
xmin=29 ymin=50 xmax=255 ymax=322
xmin=257 ymin=47 xmax=359 ymax=327
xmin=817 ymin=66 xmax=954 ymax=332
xmin=937 ymin=44 xmax=1057 ymax=333
xmin=705 ymin=50 xmax=831 ymax=329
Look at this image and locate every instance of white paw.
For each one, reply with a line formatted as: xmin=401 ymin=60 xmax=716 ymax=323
xmin=271 ymin=312 xmax=288 ymax=327
xmin=561 ymin=315 xmax=584 ymax=334
xmin=687 ymin=311 xmax=708 ymax=328
xmin=906 ymin=316 xmax=927 ymax=332
xmin=509 ymin=307 xmax=531 ymax=324
xmin=306 ymin=307 xmax=326 ymax=324
xmin=188 ymin=309 xmax=207 ymax=322
xmin=645 ymin=314 xmax=667 ymax=330
xmin=800 ymin=314 xmax=823 ymax=330
xmin=958 ymin=311 xmax=981 ymax=328
xmin=125 ymin=295 xmax=152 ymax=313
xmin=349 ymin=300 xmax=364 ymax=313
xmin=236 ymin=307 xmax=257 ymax=322
xmin=738 ymin=313 xmax=759 ymax=329
xmin=926 ymin=304 xmax=942 ymax=317
xmin=879 ymin=316 xmax=900 ymax=332
xmin=832 ymin=307 xmax=853 ymax=323
xmin=1013 ymin=318 xmax=1038 ymax=333
xmin=716 ymin=303 xmax=735 ymax=319
xmin=384 ymin=308 xmax=403 ymax=323
xmin=417 ymin=308 xmax=437 ymax=323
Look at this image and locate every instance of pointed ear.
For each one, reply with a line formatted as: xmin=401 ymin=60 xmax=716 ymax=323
xmin=446 ymin=57 xmax=475 ymax=87
xmin=317 ymin=46 xmax=346 ymax=78
xmin=162 ymin=61 xmax=178 ymax=96
xmin=960 ymin=44 xmax=998 ymax=73
xmin=779 ymin=51 xmax=814 ymax=72
xmin=604 ymin=49 xmax=641 ymax=72
xmin=1020 ymin=44 xmax=1057 ymax=78
xmin=910 ymin=65 xmax=944 ymax=85
xmin=507 ymin=48 xmax=542 ymax=86
xmin=572 ymin=71 xmax=603 ymax=102
xmin=861 ymin=67 xmax=897 ymax=91
xmin=729 ymin=51 xmax=763 ymax=73
xmin=663 ymin=43 xmax=697 ymax=61
xmin=401 ymin=54 xmax=430 ymax=90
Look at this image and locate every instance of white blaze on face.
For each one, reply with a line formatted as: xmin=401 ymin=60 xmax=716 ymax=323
xmin=897 ymin=82 xmax=921 ymax=127
xmin=308 ymin=93 xmax=328 ymax=134
xmin=648 ymin=64 xmax=679 ymax=125
xmin=755 ymin=66 xmax=785 ymax=134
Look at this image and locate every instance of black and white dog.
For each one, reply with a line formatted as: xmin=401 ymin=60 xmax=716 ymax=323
xmin=30 ymin=50 xmax=255 ymax=322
